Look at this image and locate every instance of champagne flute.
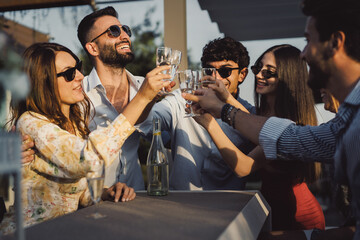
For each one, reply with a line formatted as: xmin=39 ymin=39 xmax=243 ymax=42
xmin=156 ymin=47 xmax=173 ymax=96
xmin=177 ymin=70 xmax=199 ymax=118
xmin=156 ymin=47 xmax=172 ymax=69
xmin=169 ymin=50 xmax=182 ymax=81
xmin=86 ymin=159 xmax=105 ymax=219
xmin=192 ymin=70 xmax=201 ymax=91
xmin=156 ymin=47 xmax=182 ymax=96
xmin=200 ymin=67 xmax=217 ymax=88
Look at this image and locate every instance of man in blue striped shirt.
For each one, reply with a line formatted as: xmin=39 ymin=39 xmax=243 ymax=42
xmin=184 ymin=0 xmax=360 ymax=238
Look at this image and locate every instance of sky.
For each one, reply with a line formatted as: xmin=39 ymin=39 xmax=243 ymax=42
xmin=3 ymin=0 xmax=335 ymax=122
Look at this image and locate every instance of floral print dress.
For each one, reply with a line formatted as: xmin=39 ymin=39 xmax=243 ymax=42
xmin=0 ymin=111 xmax=135 ymax=234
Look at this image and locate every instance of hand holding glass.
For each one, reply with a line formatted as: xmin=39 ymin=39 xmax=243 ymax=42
xmin=86 ymin=159 xmax=105 ymax=219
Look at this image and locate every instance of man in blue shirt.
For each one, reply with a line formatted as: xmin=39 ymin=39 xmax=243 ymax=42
xmin=184 ymin=0 xmax=360 ymax=238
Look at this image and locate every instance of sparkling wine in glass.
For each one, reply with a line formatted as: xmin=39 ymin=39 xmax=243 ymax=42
xmin=200 ymin=67 xmax=217 ymax=88
xmin=169 ymin=50 xmax=182 ymax=81
xmin=192 ymin=70 xmax=201 ymax=91
xmin=86 ymin=159 xmax=105 ymax=219
xmin=156 ymin=47 xmax=182 ymax=96
xmin=177 ymin=70 xmax=199 ymax=118
xmin=156 ymin=47 xmax=172 ymax=71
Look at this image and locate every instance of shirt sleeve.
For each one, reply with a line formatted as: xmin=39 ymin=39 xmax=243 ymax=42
xmin=18 ymin=112 xmax=135 ymax=179
xmin=259 ymin=116 xmax=339 ymax=163
xmin=137 ymin=96 xmax=174 ymax=139
xmin=259 ymin=117 xmax=294 ymax=159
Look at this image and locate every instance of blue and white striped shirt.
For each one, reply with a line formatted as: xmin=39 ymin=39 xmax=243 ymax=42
xmin=334 ymin=80 xmax=360 ymax=239
xmin=259 ymin=79 xmax=360 ymax=238
xmin=259 ymin=105 xmax=354 ymax=163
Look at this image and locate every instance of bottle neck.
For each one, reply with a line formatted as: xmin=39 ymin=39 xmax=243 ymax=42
xmin=153 ymin=119 xmax=161 ymax=133
xmin=152 ymin=118 xmax=163 ymax=146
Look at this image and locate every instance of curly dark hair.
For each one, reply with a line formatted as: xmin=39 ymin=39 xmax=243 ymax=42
xmin=301 ymin=0 xmax=360 ymax=62
xmin=201 ymin=37 xmax=250 ymax=71
xmin=77 ymin=6 xmax=118 ymax=53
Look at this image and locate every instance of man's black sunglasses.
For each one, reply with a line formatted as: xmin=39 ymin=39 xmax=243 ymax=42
xmin=91 ymin=25 xmax=132 ymax=42
xmin=204 ymin=67 xmax=241 ymax=78
xmin=251 ymin=65 xmax=277 ymax=79
xmin=56 ymin=61 xmax=82 ymax=82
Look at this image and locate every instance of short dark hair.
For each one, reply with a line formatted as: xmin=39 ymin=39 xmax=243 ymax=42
xmin=77 ymin=6 xmax=118 ymax=53
xmin=302 ymin=0 xmax=360 ymax=62
xmin=201 ymin=37 xmax=250 ymax=70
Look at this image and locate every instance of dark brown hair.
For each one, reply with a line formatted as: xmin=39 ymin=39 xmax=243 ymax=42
xmin=77 ymin=6 xmax=118 ymax=54
xmin=254 ymin=44 xmax=320 ymax=183
xmin=254 ymin=44 xmax=317 ymax=126
xmin=10 ymin=42 xmax=92 ymax=138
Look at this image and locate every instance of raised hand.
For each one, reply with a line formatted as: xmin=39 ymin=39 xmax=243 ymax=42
xmin=182 ymin=88 xmax=225 ymax=119
xmin=193 ymin=112 xmax=216 ymax=131
xmin=137 ymin=65 xmax=172 ymax=102
xmin=209 ymin=79 xmax=248 ymax=112
xmin=208 ymin=78 xmax=233 ymax=103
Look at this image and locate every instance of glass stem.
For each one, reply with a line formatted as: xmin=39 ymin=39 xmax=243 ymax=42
xmin=95 ymin=201 xmax=99 ymax=214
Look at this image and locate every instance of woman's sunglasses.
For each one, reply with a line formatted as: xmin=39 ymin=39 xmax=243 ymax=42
xmin=56 ymin=61 xmax=82 ymax=82
xmin=204 ymin=67 xmax=241 ymax=78
xmin=251 ymin=65 xmax=277 ymax=79
xmin=91 ymin=25 xmax=132 ymax=42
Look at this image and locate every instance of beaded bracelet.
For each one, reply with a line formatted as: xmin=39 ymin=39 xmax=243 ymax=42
xmin=221 ymin=104 xmax=231 ymax=122
xmin=232 ymin=108 xmax=240 ymax=129
xmin=226 ymin=105 xmax=234 ymax=125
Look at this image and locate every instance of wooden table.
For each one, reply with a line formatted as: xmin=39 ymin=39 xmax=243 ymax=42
xmin=4 ymin=190 xmax=271 ymax=240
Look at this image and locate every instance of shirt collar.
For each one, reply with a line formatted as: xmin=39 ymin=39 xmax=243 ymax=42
xmin=87 ymin=68 xmax=103 ymax=91
xmin=343 ymin=78 xmax=360 ymax=106
xmin=86 ymin=67 xmax=143 ymax=91
xmin=84 ymin=67 xmax=144 ymax=101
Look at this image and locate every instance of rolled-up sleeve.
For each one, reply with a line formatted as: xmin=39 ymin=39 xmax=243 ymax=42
xmin=259 ymin=117 xmax=293 ymax=160
xmin=259 ymin=114 xmax=343 ymax=163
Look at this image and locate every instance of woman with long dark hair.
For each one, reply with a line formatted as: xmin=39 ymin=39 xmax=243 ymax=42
xmin=193 ymin=45 xmax=325 ymax=231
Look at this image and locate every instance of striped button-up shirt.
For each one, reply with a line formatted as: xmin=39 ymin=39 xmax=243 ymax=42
xmin=259 ymin=79 xmax=360 ymax=238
